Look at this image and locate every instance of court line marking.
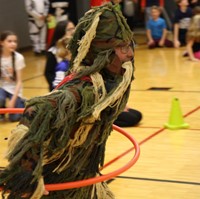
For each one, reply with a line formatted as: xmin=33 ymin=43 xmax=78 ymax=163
xmin=116 ymin=176 xmax=200 ymax=186
xmin=131 ymin=89 xmax=200 ymax=93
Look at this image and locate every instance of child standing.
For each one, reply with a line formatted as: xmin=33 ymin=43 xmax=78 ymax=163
xmin=173 ymin=0 xmax=193 ymax=48
xmin=146 ymin=6 xmax=173 ymax=48
xmin=0 ymin=31 xmax=26 ymax=122
xmin=185 ymin=14 xmax=200 ymax=61
xmin=24 ymin=0 xmax=49 ymax=55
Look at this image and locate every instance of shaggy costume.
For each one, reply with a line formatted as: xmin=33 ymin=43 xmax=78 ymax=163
xmin=0 ymin=3 xmax=134 ymax=199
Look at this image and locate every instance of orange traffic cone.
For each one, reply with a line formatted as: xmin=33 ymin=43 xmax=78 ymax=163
xmin=164 ymin=98 xmax=189 ymax=130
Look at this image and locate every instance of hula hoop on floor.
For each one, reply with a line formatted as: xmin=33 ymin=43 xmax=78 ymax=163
xmin=0 ymin=108 xmax=140 ymax=191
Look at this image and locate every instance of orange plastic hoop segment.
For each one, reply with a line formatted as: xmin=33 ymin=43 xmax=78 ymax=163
xmin=0 ymin=108 xmax=24 ymax=114
xmin=0 ymin=108 xmax=140 ymax=191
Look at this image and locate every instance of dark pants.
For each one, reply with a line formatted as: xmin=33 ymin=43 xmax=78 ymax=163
xmin=0 ymin=88 xmax=25 ymax=122
xmin=148 ymin=38 xmax=173 ymax=49
xmin=114 ymin=108 xmax=142 ymax=127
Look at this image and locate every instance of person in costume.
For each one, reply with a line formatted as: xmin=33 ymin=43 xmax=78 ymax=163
xmin=24 ymin=0 xmax=49 ymax=55
xmin=0 ymin=3 xmax=134 ymax=199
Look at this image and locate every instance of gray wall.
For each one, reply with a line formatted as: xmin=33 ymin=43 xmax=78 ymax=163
xmin=164 ymin=0 xmax=177 ymax=21
xmin=76 ymin=0 xmax=90 ymax=21
xmin=0 ymin=0 xmax=90 ymax=49
xmin=0 ymin=0 xmax=31 ymax=49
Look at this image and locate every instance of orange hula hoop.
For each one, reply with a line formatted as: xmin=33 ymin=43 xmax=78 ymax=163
xmin=0 ymin=108 xmax=140 ymax=191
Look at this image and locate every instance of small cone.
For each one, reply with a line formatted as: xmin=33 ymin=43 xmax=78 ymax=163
xmin=164 ymin=98 xmax=189 ymax=130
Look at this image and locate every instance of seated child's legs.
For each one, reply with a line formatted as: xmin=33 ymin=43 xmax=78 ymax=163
xmin=6 ymin=92 xmax=25 ymax=122
xmin=0 ymin=88 xmax=6 ymax=120
xmin=0 ymin=88 xmax=6 ymax=107
xmin=164 ymin=39 xmax=173 ymax=47
xmin=148 ymin=39 xmax=159 ymax=49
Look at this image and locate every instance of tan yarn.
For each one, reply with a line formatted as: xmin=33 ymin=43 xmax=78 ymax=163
xmin=91 ymin=180 xmax=115 ymax=199
xmin=6 ymin=124 xmax=29 ymax=159
xmin=51 ymin=61 xmax=133 ymax=173
xmin=72 ymin=12 xmax=102 ymax=72
xmin=92 ymin=61 xmax=133 ymax=119
xmin=90 ymin=72 xmax=107 ymax=103
xmin=30 ymin=177 xmax=45 ymax=199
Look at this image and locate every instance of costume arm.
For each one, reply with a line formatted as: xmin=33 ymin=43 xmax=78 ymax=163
xmin=24 ymin=0 xmax=43 ymax=19
xmin=0 ymin=89 xmax=80 ymax=198
xmin=44 ymin=0 xmax=50 ymax=16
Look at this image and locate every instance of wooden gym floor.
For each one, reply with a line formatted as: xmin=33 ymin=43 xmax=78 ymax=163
xmin=0 ymin=33 xmax=200 ymax=198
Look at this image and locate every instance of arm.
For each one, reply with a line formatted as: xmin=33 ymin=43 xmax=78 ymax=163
xmin=44 ymin=51 xmax=57 ymax=91
xmin=173 ymin=23 xmax=180 ymax=48
xmin=7 ymin=53 xmax=25 ymax=108
xmin=159 ymin=28 xmax=168 ymax=46
xmin=7 ymin=69 xmax=23 ymax=108
xmin=146 ymin=29 xmax=154 ymax=45
xmin=186 ymin=39 xmax=199 ymax=61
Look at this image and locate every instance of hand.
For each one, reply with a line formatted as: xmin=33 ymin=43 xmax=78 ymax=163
xmin=174 ymin=40 xmax=180 ymax=48
xmin=190 ymin=57 xmax=199 ymax=62
xmin=124 ymin=106 xmax=129 ymax=112
xmin=159 ymin=40 xmax=164 ymax=47
xmin=7 ymin=99 xmax=15 ymax=108
xmin=39 ymin=15 xmax=46 ymax=21
xmin=44 ymin=189 xmax=49 ymax=195
xmin=148 ymin=39 xmax=154 ymax=46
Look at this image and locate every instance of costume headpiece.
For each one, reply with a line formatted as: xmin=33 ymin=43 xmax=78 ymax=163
xmin=68 ymin=3 xmax=134 ymax=77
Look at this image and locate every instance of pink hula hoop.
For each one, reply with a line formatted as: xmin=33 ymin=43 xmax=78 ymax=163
xmin=0 ymin=108 xmax=140 ymax=191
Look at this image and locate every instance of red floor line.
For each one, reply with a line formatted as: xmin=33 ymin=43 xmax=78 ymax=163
xmin=102 ymin=105 xmax=200 ymax=170
xmin=183 ymin=106 xmax=200 ymax=117
xmin=101 ymin=147 xmax=134 ymax=170
xmin=138 ymin=128 xmax=166 ymax=145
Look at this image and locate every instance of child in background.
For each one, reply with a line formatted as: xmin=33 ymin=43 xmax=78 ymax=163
xmin=0 ymin=31 xmax=26 ymax=122
xmin=44 ymin=20 xmax=75 ymax=91
xmin=185 ymin=14 xmax=200 ymax=61
xmin=53 ymin=36 xmax=71 ymax=88
xmin=24 ymin=0 xmax=49 ymax=56
xmin=141 ymin=0 xmax=164 ymax=25
xmin=173 ymin=0 xmax=193 ymax=48
xmin=146 ymin=6 xmax=173 ymax=49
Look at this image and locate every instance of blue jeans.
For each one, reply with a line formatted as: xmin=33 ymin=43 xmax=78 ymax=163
xmin=0 ymin=88 xmax=25 ymax=122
